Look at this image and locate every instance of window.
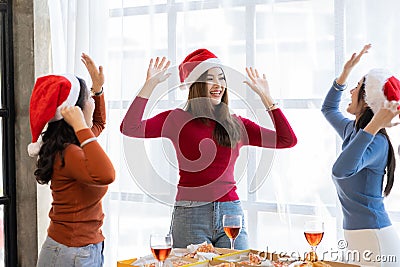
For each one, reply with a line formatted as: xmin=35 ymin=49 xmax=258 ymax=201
xmin=50 ymin=0 xmax=400 ymax=265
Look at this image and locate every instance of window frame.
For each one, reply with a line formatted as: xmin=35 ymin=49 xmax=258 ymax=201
xmin=108 ymin=0 xmax=400 ymax=252
xmin=109 ymin=1 xmax=342 ymax=209
xmin=0 ymin=0 xmax=17 ymax=266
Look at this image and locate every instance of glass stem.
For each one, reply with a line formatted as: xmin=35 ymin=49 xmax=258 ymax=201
xmin=158 ymin=261 xmax=163 ymax=267
xmin=309 ymin=246 xmax=318 ymax=262
xmin=230 ymin=238 xmax=235 ymax=250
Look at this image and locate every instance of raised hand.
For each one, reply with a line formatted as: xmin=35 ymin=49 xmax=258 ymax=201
xmin=146 ymin=57 xmax=171 ymax=84
xmin=337 ymin=44 xmax=371 ymax=85
xmin=365 ymin=101 xmax=400 ymax=135
xmin=343 ymin=44 xmax=371 ymax=72
xmin=243 ymin=67 xmax=271 ymax=97
xmin=244 ymin=67 xmax=277 ymax=110
xmin=138 ymin=57 xmax=171 ymax=98
xmin=81 ymin=53 xmax=104 ymax=93
xmin=61 ymin=106 xmax=88 ymax=132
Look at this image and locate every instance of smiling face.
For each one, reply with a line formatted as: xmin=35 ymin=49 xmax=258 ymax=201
xmin=205 ymin=67 xmax=226 ymax=105
xmin=347 ymin=77 xmax=368 ymax=119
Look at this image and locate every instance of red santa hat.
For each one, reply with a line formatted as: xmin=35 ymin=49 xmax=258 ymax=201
xmin=364 ymin=68 xmax=400 ymax=114
xmin=27 ymin=74 xmax=80 ymax=157
xmin=179 ymin=48 xmax=223 ymax=86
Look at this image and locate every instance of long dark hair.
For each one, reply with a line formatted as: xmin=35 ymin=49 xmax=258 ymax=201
xmin=184 ymin=70 xmax=242 ymax=147
xmin=356 ymin=78 xmax=395 ymax=196
xmin=34 ymin=78 xmax=89 ymax=184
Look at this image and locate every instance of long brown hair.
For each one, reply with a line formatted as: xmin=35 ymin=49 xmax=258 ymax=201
xmin=356 ymin=78 xmax=395 ymax=196
xmin=184 ymin=70 xmax=242 ymax=147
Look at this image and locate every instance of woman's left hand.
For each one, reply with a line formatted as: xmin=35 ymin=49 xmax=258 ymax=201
xmin=243 ymin=67 xmax=271 ymax=97
xmin=373 ymin=101 xmax=400 ymax=128
xmin=81 ymin=53 xmax=104 ymax=93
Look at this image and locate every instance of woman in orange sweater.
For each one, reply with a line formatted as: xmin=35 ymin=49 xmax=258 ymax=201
xmin=28 ymin=54 xmax=115 ymax=267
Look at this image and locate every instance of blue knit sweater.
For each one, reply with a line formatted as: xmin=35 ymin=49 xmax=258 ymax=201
xmin=321 ymin=81 xmax=391 ymax=230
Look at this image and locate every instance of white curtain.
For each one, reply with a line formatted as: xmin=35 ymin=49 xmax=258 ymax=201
xmin=47 ymin=0 xmax=108 ymax=76
xmin=39 ymin=0 xmax=109 ymax=257
xmin=46 ymin=1 xmax=400 ymax=266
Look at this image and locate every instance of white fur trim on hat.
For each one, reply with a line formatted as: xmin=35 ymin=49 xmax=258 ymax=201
xmin=364 ymin=68 xmax=392 ymax=114
xmin=50 ymin=74 xmax=80 ymax=122
xmin=183 ymin=58 xmax=222 ymax=85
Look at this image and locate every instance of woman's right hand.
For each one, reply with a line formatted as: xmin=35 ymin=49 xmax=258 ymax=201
xmin=337 ymin=44 xmax=371 ymax=85
xmin=146 ymin=57 xmax=171 ymax=84
xmin=137 ymin=57 xmax=171 ymax=98
xmin=61 ymin=106 xmax=88 ymax=132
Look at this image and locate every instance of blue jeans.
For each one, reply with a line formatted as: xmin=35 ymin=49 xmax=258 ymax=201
xmin=36 ymin=236 xmax=104 ymax=267
xmin=170 ymin=200 xmax=249 ymax=249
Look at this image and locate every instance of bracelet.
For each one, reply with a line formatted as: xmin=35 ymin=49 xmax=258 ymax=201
xmin=91 ymin=87 xmax=104 ymax=96
xmin=333 ymin=80 xmax=347 ymax=91
xmin=266 ymin=102 xmax=278 ymax=111
xmin=80 ymin=137 xmax=97 ymax=148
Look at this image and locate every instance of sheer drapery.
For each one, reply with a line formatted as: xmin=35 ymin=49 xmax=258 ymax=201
xmin=38 ymin=0 xmax=109 ymax=256
xmin=47 ymin=0 xmax=107 ymax=75
xmin=46 ymin=1 xmax=400 ymax=266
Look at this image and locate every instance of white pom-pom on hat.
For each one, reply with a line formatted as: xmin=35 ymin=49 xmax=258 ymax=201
xmin=27 ymin=141 xmax=41 ymax=157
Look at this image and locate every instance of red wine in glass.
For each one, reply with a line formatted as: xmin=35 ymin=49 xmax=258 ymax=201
xmin=150 ymin=234 xmax=173 ymax=267
xmin=304 ymin=232 xmax=324 ymax=247
xmin=224 ymin=226 xmax=241 ymax=239
xmin=151 ymin=246 xmax=172 ymax=262
xmin=222 ymin=215 xmax=242 ymax=250
xmin=304 ymin=221 xmax=324 ymax=262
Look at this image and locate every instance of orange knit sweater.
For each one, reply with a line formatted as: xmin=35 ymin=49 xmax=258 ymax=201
xmin=47 ymin=94 xmax=115 ymax=247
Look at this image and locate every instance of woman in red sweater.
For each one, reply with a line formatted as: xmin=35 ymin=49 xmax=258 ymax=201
xmin=120 ymin=49 xmax=296 ymax=248
xmin=29 ymin=54 xmax=115 ymax=266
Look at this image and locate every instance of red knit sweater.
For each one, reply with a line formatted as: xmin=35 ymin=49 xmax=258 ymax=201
xmin=120 ymin=96 xmax=296 ymax=202
xmin=48 ymin=94 xmax=115 ymax=247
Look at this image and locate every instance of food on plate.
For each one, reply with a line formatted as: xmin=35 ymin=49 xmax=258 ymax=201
xmin=184 ymin=252 xmax=197 ymax=258
xmin=289 ymin=261 xmax=332 ymax=267
xmin=249 ymin=252 xmax=263 ymax=265
xmin=236 ymin=252 xmax=264 ymax=266
xmin=213 ymin=263 xmax=236 ymax=267
xmin=290 ymin=263 xmax=312 ymax=267
xmin=197 ymin=243 xmax=216 ymax=253
xmin=311 ymin=262 xmax=332 ymax=267
xmin=184 ymin=242 xmax=217 ymax=258
xmin=273 ymin=261 xmax=292 ymax=267
xmin=171 ymin=259 xmax=195 ymax=267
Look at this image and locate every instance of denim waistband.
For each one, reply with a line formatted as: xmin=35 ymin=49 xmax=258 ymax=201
xmin=174 ymin=200 xmax=211 ymax=207
xmin=174 ymin=200 xmax=240 ymax=208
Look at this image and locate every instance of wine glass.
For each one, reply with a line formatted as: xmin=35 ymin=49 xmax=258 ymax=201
xmin=222 ymin=214 xmax=242 ymax=250
xmin=304 ymin=220 xmax=324 ymax=262
xmin=150 ymin=233 xmax=173 ymax=267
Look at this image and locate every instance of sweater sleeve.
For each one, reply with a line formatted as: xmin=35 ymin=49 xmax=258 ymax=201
xmin=332 ymin=130 xmax=388 ymax=178
xmin=120 ymin=96 xmax=172 ymax=138
xmin=90 ymin=94 xmax=106 ymax=137
xmin=321 ymin=81 xmax=353 ymax=140
xmin=63 ymin=128 xmax=115 ymax=185
xmin=240 ymin=108 xmax=297 ymax=148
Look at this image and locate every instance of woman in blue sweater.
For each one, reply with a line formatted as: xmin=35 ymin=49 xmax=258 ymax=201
xmin=322 ymin=44 xmax=400 ymax=267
